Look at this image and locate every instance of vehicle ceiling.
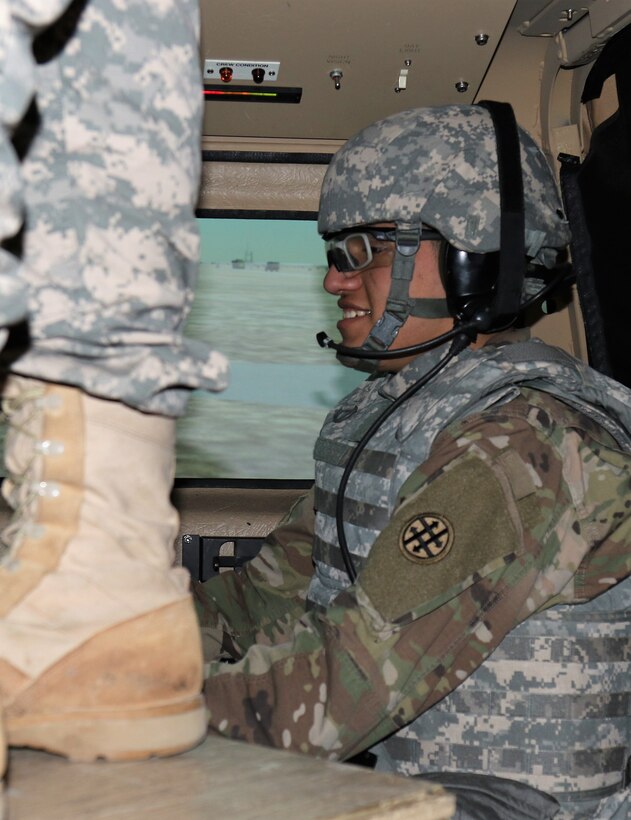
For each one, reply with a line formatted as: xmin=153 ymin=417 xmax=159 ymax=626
xmin=198 ymin=0 xmax=629 ymax=147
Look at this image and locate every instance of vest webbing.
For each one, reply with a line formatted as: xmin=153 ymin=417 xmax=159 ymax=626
xmin=307 ymin=338 xmax=631 ymax=811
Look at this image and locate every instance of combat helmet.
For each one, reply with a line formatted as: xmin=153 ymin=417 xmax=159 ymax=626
xmin=318 ymin=104 xmax=570 ymax=356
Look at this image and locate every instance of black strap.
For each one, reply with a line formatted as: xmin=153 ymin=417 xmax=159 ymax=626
xmin=558 ymin=153 xmax=613 ymax=376
xmin=415 ymin=772 xmax=560 ymax=820
xmin=582 ymin=24 xmax=631 ymax=104
xmin=477 ymin=101 xmax=526 ymax=328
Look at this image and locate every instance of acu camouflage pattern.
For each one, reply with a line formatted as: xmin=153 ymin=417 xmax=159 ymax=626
xmin=382 ymin=579 xmax=631 ymax=819
xmin=198 ymin=336 xmax=631 ymax=818
xmin=0 ymin=0 xmax=228 ymax=415
xmin=0 ymin=1 xmax=62 ymax=336
xmin=318 ymin=105 xmax=570 ymax=268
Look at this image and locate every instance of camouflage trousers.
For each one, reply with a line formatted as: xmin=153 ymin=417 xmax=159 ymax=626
xmin=0 ymin=0 xmax=227 ymax=416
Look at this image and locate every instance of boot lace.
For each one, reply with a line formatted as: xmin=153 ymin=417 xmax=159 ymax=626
xmin=0 ymin=381 xmax=61 ymax=566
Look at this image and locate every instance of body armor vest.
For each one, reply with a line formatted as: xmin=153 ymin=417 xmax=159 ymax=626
xmin=308 ymin=338 xmax=631 ymax=817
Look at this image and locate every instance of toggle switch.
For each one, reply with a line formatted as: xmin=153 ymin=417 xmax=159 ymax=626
xmin=330 ymin=69 xmax=343 ymax=90
xmin=395 ymin=68 xmax=409 ymax=93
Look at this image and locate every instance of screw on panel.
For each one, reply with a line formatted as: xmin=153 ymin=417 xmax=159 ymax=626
xmin=455 ymin=80 xmax=469 ymax=93
xmin=475 ymin=33 xmax=489 ymax=45
xmin=404 ymin=59 xmax=412 ymax=66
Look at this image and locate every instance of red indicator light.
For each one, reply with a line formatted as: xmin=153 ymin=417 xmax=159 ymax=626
xmin=219 ymin=67 xmax=233 ymax=83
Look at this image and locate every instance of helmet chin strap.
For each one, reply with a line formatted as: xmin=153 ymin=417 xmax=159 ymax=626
xmin=338 ymin=224 xmax=451 ymax=372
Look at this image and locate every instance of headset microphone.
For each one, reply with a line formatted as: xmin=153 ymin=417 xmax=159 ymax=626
xmin=316 ymin=325 xmax=479 ymax=360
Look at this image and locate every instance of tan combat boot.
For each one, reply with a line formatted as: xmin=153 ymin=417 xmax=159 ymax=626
xmin=0 ymin=376 xmax=206 ymax=761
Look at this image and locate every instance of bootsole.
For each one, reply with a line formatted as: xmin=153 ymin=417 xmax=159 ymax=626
xmin=6 ymin=697 xmax=206 ymax=762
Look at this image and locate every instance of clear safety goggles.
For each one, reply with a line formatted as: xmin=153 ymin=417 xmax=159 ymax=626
xmin=325 ymin=226 xmax=442 ymax=275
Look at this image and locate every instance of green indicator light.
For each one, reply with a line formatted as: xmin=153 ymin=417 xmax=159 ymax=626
xmin=204 ymin=89 xmax=277 ymax=98
xmin=203 ymin=85 xmax=302 ymax=104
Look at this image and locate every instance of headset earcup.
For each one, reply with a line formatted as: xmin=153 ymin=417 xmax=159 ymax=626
xmin=439 ymin=242 xmax=500 ymax=324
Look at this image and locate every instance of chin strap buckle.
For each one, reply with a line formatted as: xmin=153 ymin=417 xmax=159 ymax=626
xmin=365 ymin=311 xmax=405 ymax=349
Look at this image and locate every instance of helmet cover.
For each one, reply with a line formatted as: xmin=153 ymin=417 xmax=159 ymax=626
xmin=318 ymin=105 xmax=570 ymax=267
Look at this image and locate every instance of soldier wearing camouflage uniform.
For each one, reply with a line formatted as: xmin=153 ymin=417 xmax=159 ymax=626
xmin=195 ymin=106 xmax=631 ymax=819
xmin=0 ymin=0 xmax=228 ymax=797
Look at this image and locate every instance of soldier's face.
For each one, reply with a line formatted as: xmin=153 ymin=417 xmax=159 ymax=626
xmin=323 ymin=225 xmax=453 ymax=371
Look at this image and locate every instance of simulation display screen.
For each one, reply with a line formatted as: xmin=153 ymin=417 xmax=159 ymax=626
xmin=175 ymin=217 xmax=364 ymax=478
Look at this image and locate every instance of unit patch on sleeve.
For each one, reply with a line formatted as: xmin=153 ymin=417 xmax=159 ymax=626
xmin=400 ymin=514 xmax=453 ymax=564
xmin=358 ymin=454 xmax=521 ymax=623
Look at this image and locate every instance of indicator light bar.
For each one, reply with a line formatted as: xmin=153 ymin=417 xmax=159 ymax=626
xmin=203 ymin=84 xmax=302 ymax=104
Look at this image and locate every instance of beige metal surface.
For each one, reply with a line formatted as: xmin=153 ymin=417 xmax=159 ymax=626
xmin=200 ymin=0 xmax=516 ymax=140
xmin=198 ymin=159 xmax=328 ymax=213
xmin=5 ymin=736 xmax=454 ymax=820
xmin=172 ymin=485 xmax=303 ymax=565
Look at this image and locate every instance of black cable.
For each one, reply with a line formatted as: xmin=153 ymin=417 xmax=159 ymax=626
xmin=335 ymin=332 xmax=472 ymax=583
xmin=516 ymin=264 xmax=574 ymax=311
xmin=317 ymin=321 xmax=478 ymax=360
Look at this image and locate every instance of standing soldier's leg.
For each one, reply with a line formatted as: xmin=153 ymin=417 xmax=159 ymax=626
xmin=0 ymin=0 xmax=228 ymax=780
xmin=1 ymin=3 xmax=75 ymax=808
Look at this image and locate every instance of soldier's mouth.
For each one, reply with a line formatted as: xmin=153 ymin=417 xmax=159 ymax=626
xmin=342 ymin=309 xmax=372 ymax=319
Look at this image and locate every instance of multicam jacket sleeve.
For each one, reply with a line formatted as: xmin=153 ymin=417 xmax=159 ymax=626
xmin=193 ymin=491 xmax=317 ymax=662
xmin=200 ymin=390 xmax=631 ymax=758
